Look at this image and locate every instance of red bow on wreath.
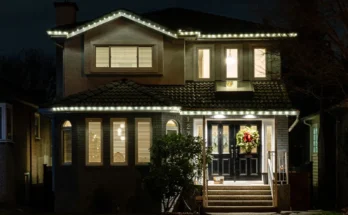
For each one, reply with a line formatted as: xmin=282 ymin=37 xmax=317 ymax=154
xmin=243 ymin=132 xmax=253 ymax=142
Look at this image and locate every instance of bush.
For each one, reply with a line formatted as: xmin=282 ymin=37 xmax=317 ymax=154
xmin=144 ymin=134 xmax=211 ymax=212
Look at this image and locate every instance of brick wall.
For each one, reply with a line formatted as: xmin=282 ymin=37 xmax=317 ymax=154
xmin=53 ymin=112 xmax=182 ymax=213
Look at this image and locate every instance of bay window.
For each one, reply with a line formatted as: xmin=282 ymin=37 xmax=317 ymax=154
xmin=254 ymin=48 xmax=267 ymax=78
xmin=198 ymin=49 xmax=210 ymax=79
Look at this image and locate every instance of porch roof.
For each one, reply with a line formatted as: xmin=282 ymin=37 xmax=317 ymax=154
xmin=49 ymin=80 xmax=293 ymax=111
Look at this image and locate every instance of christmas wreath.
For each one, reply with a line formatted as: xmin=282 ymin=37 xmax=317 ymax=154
xmin=236 ymin=126 xmax=260 ymax=153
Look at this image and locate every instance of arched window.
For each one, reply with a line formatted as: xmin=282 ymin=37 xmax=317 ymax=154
xmin=166 ymin=120 xmax=179 ymax=135
xmin=62 ymin=120 xmax=72 ymax=164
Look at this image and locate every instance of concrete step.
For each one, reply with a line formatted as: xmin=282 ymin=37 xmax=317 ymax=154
xmin=208 ymin=185 xmax=270 ymax=190
xmin=208 ymin=194 xmax=272 ymax=200
xmin=204 ymin=206 xmax=277 ymax=213
xmin=208 ymin=190 xmax=271 ymax=195
xmin=208 ymin=200 xmax=273 ymax=207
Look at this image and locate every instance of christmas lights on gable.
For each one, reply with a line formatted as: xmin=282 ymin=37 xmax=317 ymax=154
xmin=47 ymin=10 xmax=298 ymax=40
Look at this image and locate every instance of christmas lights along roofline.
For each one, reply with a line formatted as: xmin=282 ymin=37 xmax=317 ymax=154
xmin=48 ymin=106 xmax=299 ymax=116
xmin=47 ymin=9 xmax=298 ymax=40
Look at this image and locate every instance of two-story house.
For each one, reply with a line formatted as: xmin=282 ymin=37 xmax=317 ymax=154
xmin=45 ymin=1 xmax=299 ymax=213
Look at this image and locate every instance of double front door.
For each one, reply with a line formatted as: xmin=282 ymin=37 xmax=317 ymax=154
xmin=208 ymin=121 xmax=262 ymax=180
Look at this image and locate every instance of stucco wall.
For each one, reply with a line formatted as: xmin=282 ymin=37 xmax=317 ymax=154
xmin=53 ymin=112 xmax=182 ymax=213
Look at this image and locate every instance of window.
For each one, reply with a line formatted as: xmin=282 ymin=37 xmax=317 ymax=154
xmin=111 ymin=119 xmax=127 ymax=165
xmin=0 ymin=103 xmax=12 ymax=141
xmin=166 ymin=120 xmax=179 ymax=135
xmin=226 ymin=49 xmax=238 ymax=78
xmin=86 ymin=119 xmax=102 ymax=165
xmin=313 ymin=124 xmax=319 ymax=153
xmin=62 ymin=121 xmax=72 ymax=164
xmin=193 ymin=119 xmax=203 ymax=139
xmin=34 ymin=113 xmax=40 ymax=139
xmin=254 ymin=48 xmax=267 ymax=78
xmin=198 ymin=49 xmax=210 ymax=79
xmin=95 ymin=46 xmax=152 ymax=68
xmin=136 ymin=118 xmax=152 ymax=164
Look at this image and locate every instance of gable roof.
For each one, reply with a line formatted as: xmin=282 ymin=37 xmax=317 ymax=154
xmin=47 ymin=8 xmax=297 ymax=40
xmin=50 ymin=80 xmax=292 ymax=111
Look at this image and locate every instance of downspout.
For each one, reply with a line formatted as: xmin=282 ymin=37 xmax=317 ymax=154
xmin=289 ymin=111 xmax=300 ymax=132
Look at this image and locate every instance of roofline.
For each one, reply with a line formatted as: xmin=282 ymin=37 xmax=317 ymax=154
xmin=47 ymin=9 xmax=298 ymax=40
xmin=44 ymin=106 xmax=298 ymax=116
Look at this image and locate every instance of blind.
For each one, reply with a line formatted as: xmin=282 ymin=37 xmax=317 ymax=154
xmin=96 ymin=47 xmax=110 ymax=67
xmin=112 ymin=120 xmax=126 ymax=163
xmin=198 ymin=49 xmax=210 ymax=78
xmin=88 ymin=121 xmax=102 ymax=163
xmin=226 ymin=49 xmax=238 ymax=78
xmin=254 ymin=49 xmax=266 ymax=78
xmin=63 ymin=129 xmax=72 ymax=163
xmin=139 ymin=47 xmax=152 ymax=68
xmin=137 ymin=120 xmax=151 ymax=163
xmin=111 ymin=46 xmax=137 ymax=68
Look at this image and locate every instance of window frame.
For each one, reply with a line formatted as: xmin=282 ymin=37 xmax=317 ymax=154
xmin=93 ymin=45 xmax=155 ymax=73
xmin=110 ymin=118 xmax=128 ymax=166
xmin=194 ymin=45 xmax=215 ymax=81
xmin=34 ymin=113 xmax=41 ymax=140
xmin=85 ymin=118 xmax=103 ymax=166
xmin=221 ymin=44 xmax=243 ymax=81
xmin=61 ymin=120 xmax=72 ymax=165
xmin=0 ymin=103 xmax=13 ymax=141
xmin=135 ymin=118 xmax=152 ymax=165
xmin=166 ymin=119 xmax=179 ymax=135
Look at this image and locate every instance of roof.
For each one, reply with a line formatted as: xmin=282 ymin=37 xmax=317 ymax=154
xmin=47 ymin=8 xmax=297 ymax=39
xmin=142 ymin=8 xmax=275 ymax=34
xmin=51 ymin=80 xmax=292 ymax=111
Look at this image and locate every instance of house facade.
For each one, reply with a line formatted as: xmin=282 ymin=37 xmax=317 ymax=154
xmin=45 ymin=2 xmax=298 ymax=213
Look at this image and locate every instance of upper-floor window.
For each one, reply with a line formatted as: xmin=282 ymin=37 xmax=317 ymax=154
xmin=254 ymin=48 xmax=267 ymax=78
xmin=0 ymin=103 xmax=12 ymax=141
xmin=198 ymin=49 xmax=210 ymax=79
xmin=225 ymin=49 xmax=238 ymax=78
xmin=96 ymin=46 xmax=153 ymax=68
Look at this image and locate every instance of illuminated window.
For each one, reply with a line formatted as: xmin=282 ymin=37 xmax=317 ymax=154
xmin=96 ymin=46 xmax=152 ymax=68
xmin=111 ymin=119 xmax=127 ymax=165
xmin=313 ymin=124 xmax=319 ymax=153
xmin=86 ymin=119 xmax=102 ymax=165
xmin=198 ymin=49 xmax=210 ymax=79
xmin=193 ymin=119 xmax=203 ymax=139
xmin=166 ymin=120 xmax=179 ymax=135
xmin=254 ymin=49 xmax=266 ymax=78
xmin=136 ymin=118 xmax=152 ymax=164
xmin=62 ymin=120 xmax=72 ymax=164
xmin=226 ymin=49 xmax=238 ymax=78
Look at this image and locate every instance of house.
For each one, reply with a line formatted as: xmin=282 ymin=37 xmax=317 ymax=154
xmin=0 ymin=79 xmax=52 ymax=209
xmin=44 ymin=1 xmax=299 ymax=213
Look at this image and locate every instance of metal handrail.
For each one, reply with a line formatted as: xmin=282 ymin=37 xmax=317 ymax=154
xmin=267 ymin=158 xmax=274 ymax=201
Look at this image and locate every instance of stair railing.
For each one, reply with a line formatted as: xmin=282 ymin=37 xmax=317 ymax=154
xmin=267 ymin=152 xmax=275 ymax=203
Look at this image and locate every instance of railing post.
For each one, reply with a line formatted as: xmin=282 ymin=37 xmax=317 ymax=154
xmin=202 ymin=115 xmax=207 ymax=207
xmin=274 ymin=121 xmax=278 ymax=208
xmin=285 ymin=152 xmax=289 ymax=184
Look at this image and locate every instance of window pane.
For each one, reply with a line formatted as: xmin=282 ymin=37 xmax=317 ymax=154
xmin=212 ymin=125 xmax=218 ymax=154
xmin=222 ymin=125 xmax=229 ymax=154
xmin=226 ymin=49 xmax=238 ymax=78
xmin=254 ymin=49 xmax=266 ymax=78
xmin=63 ymin=129 xmax=72 ymax=163
xmin=139 ymin=47 xmax=152 ymax=68
xmin=313 ymin=124 xmax=318 ymax=153
xmin=112 ymin=120 xmax=126 ymax=164
xmin=96 ymin=47 xmax=109 ymax=67
xmin=88 ymin=121 xmax=102 ymax=163
xmin=198 ymin=49 xmax=210 ymax=78
xmin=111 ymin=46 xmax=137 ymax=68
xmin=136 ymin=119 xmax=151 ymax=163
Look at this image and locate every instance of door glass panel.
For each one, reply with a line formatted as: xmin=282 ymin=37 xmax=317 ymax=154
xmin=222 ymin=125 xmax=229 ymax=154
xmin=212 ymin=125 xmax=218 ymax=154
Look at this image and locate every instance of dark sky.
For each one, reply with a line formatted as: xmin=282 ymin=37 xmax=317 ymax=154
xmin=0 ymin=0 xmax=275 ymax=56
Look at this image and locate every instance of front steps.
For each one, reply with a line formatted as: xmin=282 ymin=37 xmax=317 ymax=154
xmin=205 ymin=185 xmax=276 ymax=213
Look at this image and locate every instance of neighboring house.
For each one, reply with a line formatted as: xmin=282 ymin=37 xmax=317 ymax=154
xmin=0 ymin=80 xmax=52 ymax=209
xmin=44 ymin=1 xmax=299 ymax=213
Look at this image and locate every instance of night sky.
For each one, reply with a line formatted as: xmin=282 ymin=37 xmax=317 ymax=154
xmin=0 ymin=0 xmax=276 ymax=56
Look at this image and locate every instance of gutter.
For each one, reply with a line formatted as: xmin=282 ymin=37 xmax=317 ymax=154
xmin=289 ymin=111 xmax=300 ymax=132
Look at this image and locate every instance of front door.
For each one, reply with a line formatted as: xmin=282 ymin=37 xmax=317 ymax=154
xmin=208 ymin=121 xmax=262 ymax=180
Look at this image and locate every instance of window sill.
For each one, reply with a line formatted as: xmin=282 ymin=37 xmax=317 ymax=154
xmin=86 ymin=72 xmax=163 ymax=77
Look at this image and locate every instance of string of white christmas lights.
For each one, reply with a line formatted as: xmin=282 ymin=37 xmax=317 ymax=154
xmin=46 ymin=10 xmax=298 ymax=40
xmin=51 ymin=106 xmax=298 ymax=116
